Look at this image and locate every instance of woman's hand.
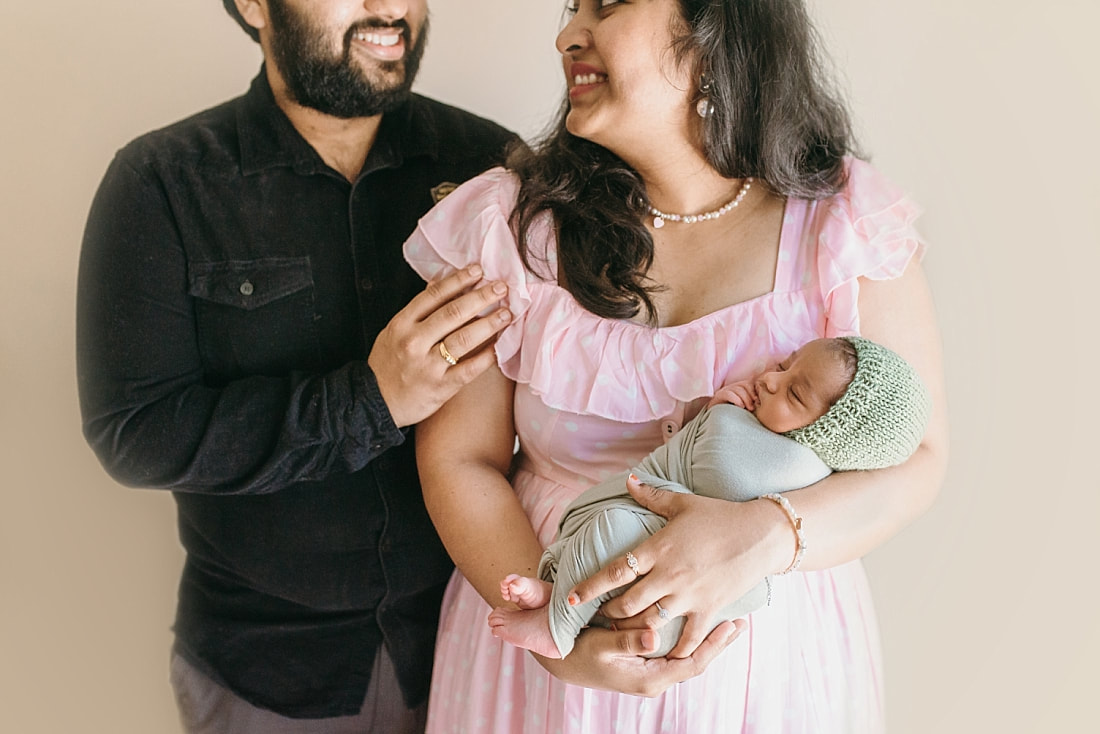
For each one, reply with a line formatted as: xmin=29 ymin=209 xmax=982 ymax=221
xmin=534 ymin=618 xmax=745 ymax=697
xmin=568 ymin=475 xmax=795 ymax=659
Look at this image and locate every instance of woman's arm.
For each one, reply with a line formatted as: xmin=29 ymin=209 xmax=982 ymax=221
xmin=416 ymin=364 xmax=544 ymax=602
xmin=416 ymin=364 xmax=744 ymax=694
xmin=570 ymin=261 xmax=949 ymax=657
xmin=787 ymin=259 xmax=949 ymax=563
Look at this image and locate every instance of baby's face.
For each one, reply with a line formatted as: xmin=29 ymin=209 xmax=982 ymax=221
xmin=728 ymin=339 xmax=852 ymax=433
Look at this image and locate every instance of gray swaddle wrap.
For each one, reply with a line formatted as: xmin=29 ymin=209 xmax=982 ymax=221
xmin=538 ymin=404 xmax=831 ymax=658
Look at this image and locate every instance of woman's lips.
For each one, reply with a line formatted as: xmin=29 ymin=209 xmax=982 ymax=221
xmin=568 ymin=62 xmax=608 ymax=97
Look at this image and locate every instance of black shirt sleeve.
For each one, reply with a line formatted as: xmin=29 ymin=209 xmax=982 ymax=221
xmin=76 ymin=155 xmax=404 ymax=495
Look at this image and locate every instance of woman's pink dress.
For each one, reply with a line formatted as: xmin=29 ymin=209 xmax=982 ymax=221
xmin=403 ymin=159 xmax=924 ymax=733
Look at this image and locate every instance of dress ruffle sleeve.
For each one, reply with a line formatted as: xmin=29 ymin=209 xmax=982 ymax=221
xmin=405 ymin=162 xmax=928 ymax=424
xmin=403 ymin=170 xmax=733 ymax=423
xmin=815 ymin=158 xmax=927 ymax=336
xmin=403 ymin=167 xmax=540 ymax=372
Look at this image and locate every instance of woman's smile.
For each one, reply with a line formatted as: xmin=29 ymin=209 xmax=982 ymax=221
xmin=568 ymin=62 xmax=608 ymax=98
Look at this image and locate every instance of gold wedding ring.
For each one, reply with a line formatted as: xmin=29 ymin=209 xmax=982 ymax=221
xmin=438 ymin=341 xmax=459 ymax=366
xmin=625 ymin=551 xmax=640 ymax=577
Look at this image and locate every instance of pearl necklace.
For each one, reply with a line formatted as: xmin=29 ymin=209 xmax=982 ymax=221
xmin=647 ymin=177 xmax=754 ymax=229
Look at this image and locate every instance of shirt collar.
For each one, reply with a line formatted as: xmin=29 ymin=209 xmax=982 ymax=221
xmin=236 ymin=67 xmax=439 ymax=179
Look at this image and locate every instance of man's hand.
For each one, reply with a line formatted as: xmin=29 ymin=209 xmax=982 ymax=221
xmin=369 ymin=265 xmax=512 ymax=427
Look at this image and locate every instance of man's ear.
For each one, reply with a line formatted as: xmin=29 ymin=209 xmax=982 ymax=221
xmin=234 ymin=0 xmax=268 ymax=34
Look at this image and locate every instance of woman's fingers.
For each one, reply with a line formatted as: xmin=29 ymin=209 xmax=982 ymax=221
xmin=666 ymin=611 xmax=715 ymax=659
xmin=617 ymin=600 xmax=733 ymax=662
xmin=569 ymin=476 xmax=684 ymax=609
xmin=671 ymin=619 xmax=744 ymax=672
xmin=604 ymin=600 xmax=674 ymax=632
xmin=625 ymin=474 xmax=683 ymax=515
xmin=577 ymin=558 xmax=669 ymax=621
xmin=540 ymin=620 xmax=744 ymax=697
xmin=611 ymin=620 xmax=745 ymax=696
xmin=570 ymin=548 xmax=653 ymax=611
xmin=611 ymin=626 xmax=661 ymax=657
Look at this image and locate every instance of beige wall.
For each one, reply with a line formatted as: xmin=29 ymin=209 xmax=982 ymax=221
xmin=2 ymin=1 xmax=1096 ymax=732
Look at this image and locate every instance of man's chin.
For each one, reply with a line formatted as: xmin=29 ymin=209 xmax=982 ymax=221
xmin=306 ymin=86 xmax=413 ymax=119
xmin=359 ymin=68 xmax=408 ymax=93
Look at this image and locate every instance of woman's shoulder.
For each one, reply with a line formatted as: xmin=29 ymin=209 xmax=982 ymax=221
xmin=423 ymin=166 xmax=521 ymax=224
xmin=789 ymin=157 xmax=926 ymax=336
xmin=805 ymin=156 xmax=925 ymax=261
xmin=404 ymin=167 xmax=527 ymax=289
xmin=833 ymin=157 xmax=917 ymax=217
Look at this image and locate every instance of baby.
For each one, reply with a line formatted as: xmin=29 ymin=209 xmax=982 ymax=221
xmin=488 ymin=336 xmax=931 ymax=659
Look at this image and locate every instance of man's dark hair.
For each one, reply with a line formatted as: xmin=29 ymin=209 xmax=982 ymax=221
xmin=508 ymin=0 xmax=857 ymax=323
xmin=223 ymin=0 xmax=261 ymax=42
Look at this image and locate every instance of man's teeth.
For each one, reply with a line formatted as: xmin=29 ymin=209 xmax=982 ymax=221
xmin=356 ymin=32 xmax=400 ymax=47
xmin=573 ymin=73 xmax=606 ymax=86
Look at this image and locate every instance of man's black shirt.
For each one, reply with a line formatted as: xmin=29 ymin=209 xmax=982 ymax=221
xmin=76 ymin=70 xmax=517 ymax=717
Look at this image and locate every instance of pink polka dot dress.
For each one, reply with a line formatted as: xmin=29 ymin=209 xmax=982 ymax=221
xmin=403 ymin=158 xmax=924 ymax=733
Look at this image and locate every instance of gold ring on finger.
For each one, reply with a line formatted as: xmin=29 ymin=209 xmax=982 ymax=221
xmin=438 ymin=341 xmax=459 ymax=366
xmin=625 ymin=551 xmax=640 ymax=577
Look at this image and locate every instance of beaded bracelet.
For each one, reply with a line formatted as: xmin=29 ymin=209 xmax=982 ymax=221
xmin=762 ymin=493 xmax=806 ymax=574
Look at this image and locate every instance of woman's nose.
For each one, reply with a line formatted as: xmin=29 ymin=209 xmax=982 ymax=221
xmin=556 ymin=9 xmax=589 ymax=55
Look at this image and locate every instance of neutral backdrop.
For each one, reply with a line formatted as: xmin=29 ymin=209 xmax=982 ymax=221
xmin=2 ymin=1 xmax=1097 ymax=732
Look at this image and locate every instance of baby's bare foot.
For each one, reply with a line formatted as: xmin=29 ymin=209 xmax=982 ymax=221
xmin=500 ymin=574 xmax=552 ymax=610
xmin=488 ymin=606 xmax=561 ymax=658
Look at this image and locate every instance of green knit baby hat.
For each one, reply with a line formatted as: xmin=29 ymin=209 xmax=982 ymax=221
xmin=783 ymin=337 xmax=932 ymax=471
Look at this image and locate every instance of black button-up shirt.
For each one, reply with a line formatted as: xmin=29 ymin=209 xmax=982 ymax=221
xmin=76 ymin=70 xmax=517 ymax=718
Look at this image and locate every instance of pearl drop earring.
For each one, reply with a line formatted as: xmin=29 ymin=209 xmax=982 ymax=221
xmin=696 ymin=74 xmax=714 ymax=118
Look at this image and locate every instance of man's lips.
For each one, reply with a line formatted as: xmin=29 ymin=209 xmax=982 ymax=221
xmin=351 ymin=26 xmax=406 ymax=61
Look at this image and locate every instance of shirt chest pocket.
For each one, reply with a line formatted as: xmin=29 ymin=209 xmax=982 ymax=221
xmin=189 ymin=257 xmax=321 ymax=380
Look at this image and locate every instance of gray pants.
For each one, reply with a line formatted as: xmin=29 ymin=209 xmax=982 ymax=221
xmin=170 ymin=647 xmax=427 ymax=734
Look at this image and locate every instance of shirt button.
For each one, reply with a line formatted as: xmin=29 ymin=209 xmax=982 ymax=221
xmin=239 ymin=280 xmax=254 ymax=296
xmin=359 ymin=277 xmax=373 ymax=292
xmin=661 ymin=419 xmax=679 ymax=440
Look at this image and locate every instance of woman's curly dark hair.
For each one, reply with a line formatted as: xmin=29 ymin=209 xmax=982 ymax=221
xmin=509 ymin=0 xmax=857 ymax=323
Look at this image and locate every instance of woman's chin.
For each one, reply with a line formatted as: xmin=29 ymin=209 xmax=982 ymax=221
xmin=564 ymin=111 xmax=602 ymax=144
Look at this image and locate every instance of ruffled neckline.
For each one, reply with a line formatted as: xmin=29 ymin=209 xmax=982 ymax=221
xmin=404 ymin=161 xmax=924 ymax=423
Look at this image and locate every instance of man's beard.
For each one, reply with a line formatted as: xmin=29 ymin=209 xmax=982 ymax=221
xmin=267 ymin=0 xmax=428 ymax=119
